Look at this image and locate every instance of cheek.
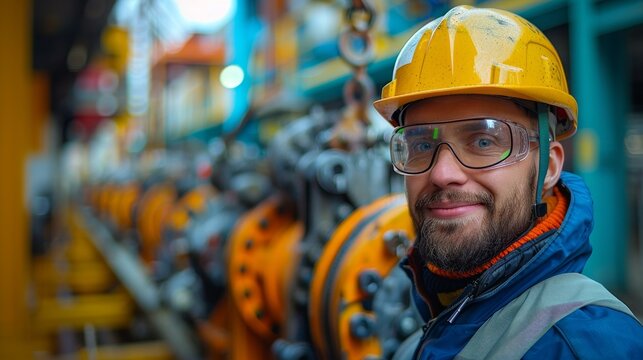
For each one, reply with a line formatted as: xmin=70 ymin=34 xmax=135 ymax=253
xmin=479 ymin=164 xmax=532 ymax=200
xmin=404 ymin=177 xmax=424 ymax=203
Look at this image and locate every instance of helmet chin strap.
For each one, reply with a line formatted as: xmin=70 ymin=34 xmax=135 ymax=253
xmin=532 ymin=103 xmax=551 ymax=219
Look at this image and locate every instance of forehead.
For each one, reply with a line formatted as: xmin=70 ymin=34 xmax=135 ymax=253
xmin=402 ymin=95 xmax=533 ymax=127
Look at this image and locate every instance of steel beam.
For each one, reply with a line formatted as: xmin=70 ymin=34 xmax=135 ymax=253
xmin=0 ymin=0 xmax=31 ymax=358
xmin=570 ymin=0 xmax=629 ymax=290
xmin=77 ymin=208 xmax=201 ymax=360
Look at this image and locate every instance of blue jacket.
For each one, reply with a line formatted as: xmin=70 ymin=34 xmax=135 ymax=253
xmin=403 ymin=172 xmax=643 ymax=359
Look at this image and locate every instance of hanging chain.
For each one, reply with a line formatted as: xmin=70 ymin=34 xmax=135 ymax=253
xmin=339 ymin=0 xmax=375 ymax=67
xmin=332 ymin=0 xmax=377 ymax=150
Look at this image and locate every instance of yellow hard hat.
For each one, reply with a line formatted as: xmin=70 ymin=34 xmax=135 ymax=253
xmin=373 ymin=6 xmax=578 ymax=140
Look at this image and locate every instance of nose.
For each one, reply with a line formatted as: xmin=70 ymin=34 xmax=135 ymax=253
xmin=427 ymin=144 xmax=468 ymax=188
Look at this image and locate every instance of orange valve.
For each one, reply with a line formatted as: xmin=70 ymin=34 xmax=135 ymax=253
xmin=162 ymin=184 xmax=217 ymax=271
xmin=97 ymin=183 xmax=115 ymax=217
xmin=135 ymin=183 xmax=177 ymax=264
xmin=107 ymin=183 xmax=125 ymax=228
xmin=227 ymin=194 xmax=302 ymax=349
xmin=115 ymin=182 xmax=141 ymax=232
xmin=166 ymin=184 xmax=216 ymax=235
xmin=309 ymin=193 xmax=418 ymax=360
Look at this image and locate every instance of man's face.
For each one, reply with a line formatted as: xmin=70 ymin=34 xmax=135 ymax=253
xmin=403 ymin=95 xmax=537 ymax=273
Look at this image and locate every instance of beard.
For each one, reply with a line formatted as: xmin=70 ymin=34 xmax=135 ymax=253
xmin=411 ymin=167 xmax=536 ymax=273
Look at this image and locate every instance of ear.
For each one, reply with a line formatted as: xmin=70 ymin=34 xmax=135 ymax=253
xmin=544 ymin=141 xmax=564 ymax=191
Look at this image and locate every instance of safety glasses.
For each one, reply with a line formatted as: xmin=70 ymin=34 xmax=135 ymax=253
xmin=390 ymin=118 xmax=539 ymax=175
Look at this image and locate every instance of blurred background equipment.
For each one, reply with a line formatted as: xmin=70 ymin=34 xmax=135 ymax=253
xmin=2 ymin=0 xmax=643 ymax=358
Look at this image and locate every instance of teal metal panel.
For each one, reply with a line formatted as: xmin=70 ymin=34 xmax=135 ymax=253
xmin=570 ymin=1 xmax=629 ymax=290
xmin=225 ymin=1 xmax=259 ymax=135
xmin=594 ymin=0 xmax=643 ymax=35
xmin=500 ymin=0 xmax=569 ymax=30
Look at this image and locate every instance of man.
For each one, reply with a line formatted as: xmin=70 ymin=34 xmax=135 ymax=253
xmin=373 ymin=5 xmax=643 ymax=359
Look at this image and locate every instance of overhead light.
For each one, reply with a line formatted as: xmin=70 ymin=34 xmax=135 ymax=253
xmin=219 ymin=65 xmax=244 ymax=89
xmin=173 ymin=0 xmax=235 ymax=33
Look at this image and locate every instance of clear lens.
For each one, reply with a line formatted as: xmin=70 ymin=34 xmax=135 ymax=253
xmin=390 ymin=119 xmax=533 ymax=175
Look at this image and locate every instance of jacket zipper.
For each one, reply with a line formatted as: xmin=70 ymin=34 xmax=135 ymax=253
xmin=414 ymin=280 xmax=482 ymax=357
xmin=421 ymin=279 xmax=481 ymax=334
xmin=447 ymin=293 xmax=473 ymax=323
xmin=423 ymin=278 xmax=481 ymax=330
xmin=447 ymin=279 xmax=480 ymax=323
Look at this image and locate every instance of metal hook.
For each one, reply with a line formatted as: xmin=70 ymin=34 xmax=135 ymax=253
xmin=338 ymin=29 xmax=374 ymax=68
xmin=346 ymin=0 xmax=375 ymax=32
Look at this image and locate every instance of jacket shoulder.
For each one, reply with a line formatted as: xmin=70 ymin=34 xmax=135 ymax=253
xmin=525 ymin=305 xmax=643 ymax=359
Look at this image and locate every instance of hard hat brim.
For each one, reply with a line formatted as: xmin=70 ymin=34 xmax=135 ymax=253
xmin=373 ymin=84 xmax=578 ymax=140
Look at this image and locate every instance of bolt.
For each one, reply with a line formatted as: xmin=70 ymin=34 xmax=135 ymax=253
xmin=349 ymin=313 xmax=376 ymax=340
xmin=335 ymin=203 xmax=354 ymax=222
xmin=298 ymin=267 xmax=313 ymax=285
xmin=245 ymin=239 xmax=254 ymax=250
xmin=243 ymin=288 xmax=252 ymax=298
xmin=305 ymin=243 xmax=322 ymax=264
xmin=259 ymin=218 xmax=269 ymax=230
xmin=397 ymin=315 xmax=419 ymax=338
xmin=317 ymin=230 xmax=328 ymax=244
xmin=292 ymin=287 xmax=308 ymax=308
xmin=381 ymin=338 xmax=400 ymax=357
xmin=239 ymin=264 xmax=247 ymax=274
xmin=255 ymin=309 xmax=265 ymax=319
xmin=383 ymin=230 xmax=410 ymax=258
xmin=383 ymin=230 xmax=397 ymax=244
xmin=358 ymin=270 xmax=382 ymax=296
xmin=272 ymin=340 xmax=315 ymax=360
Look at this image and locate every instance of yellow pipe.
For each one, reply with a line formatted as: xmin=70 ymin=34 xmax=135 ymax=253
xmin=78 ymin=341 xmax=174 ymax=360
xmin=33 ymin=258 xmax=116 ymax=295
xmin=0 ymin=0 xmax=32 ymax=357
xmin=33 ymin=292 xmax=134 ymax=334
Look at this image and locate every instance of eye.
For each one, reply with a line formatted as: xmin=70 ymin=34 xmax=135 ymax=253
xmin=468 ymin=133 xmax=501 ymax=149
xmin=476 ymin=138 xmax=493 ymax=148
xmin=413 ymin=141 xmax=434 ymax=152
xmin=465 ymin=134 xmax=505 ymax=155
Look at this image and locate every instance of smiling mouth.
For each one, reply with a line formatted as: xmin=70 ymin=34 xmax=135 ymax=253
xmin=416 ymin=190 xmax=493 ymax=220
xmin=426 ymin=202 xmax=485 ymax=219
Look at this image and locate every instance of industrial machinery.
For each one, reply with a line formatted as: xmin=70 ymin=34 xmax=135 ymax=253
xmin=65 ymin=97 xmax=424 ymax=360
xmin=308 ymin=194 xmax=419 ymax=360
xmin=59 ymin=1 xmax=425 ymax=357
